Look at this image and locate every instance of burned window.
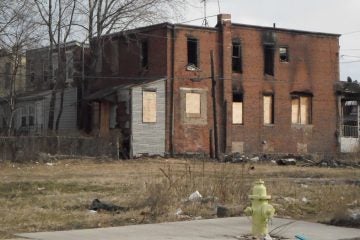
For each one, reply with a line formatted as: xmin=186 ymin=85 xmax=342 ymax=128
xmin=291 ymin=95 xmax=312 ymax=124
xmin=263 ymin=95 xmax=274 ymax=124
xmin=141 ymin=40 xmax=149 ymax=69
xmin=143 ymin=90 xmax=157 ymax=123
xmin=279 ymin=47 xmax=289 ymax=62
xmin=187 ymin=37 xmax=198 ymax=67
xmin=186 ymin=92 xmax=201 ymax=118
xmin=232 ymin=41 xmax=242 ymax=73
xmin=232 ymin=92 xmax=243 ymax=124
xmin=264 ymin=45 xmax=274 ymax=76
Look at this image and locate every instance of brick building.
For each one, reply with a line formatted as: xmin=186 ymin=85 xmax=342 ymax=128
xmin=89 ymin=14 xmax=340 ymax=156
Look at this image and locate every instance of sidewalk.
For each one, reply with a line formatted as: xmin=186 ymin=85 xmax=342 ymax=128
xmin=17 ymin=217 xmax=360 ymax=240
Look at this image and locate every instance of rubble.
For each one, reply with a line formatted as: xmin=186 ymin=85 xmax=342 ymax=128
xmin=216 ymin=205 xmax=230 ymax=218
xmin=327 ymin=208 xmax=360 ymax=228
xmin=276 ymin=158 xmax=296 ymax=166
xmin=188 ymin=191 xmax=202 ymax=202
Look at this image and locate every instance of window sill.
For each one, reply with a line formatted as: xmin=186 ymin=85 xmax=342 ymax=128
xmin=232 ymin=123 xmax=244 ymax=126
xmin=264 ymin=124 xmax=275 ymax=127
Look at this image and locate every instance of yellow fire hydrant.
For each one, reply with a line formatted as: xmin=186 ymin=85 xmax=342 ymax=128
xmin=244 ymin=179 xmax=275 ymax=238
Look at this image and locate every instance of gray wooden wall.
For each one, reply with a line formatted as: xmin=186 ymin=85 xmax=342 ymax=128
xmin=131 ymin=80 xmax=165 ymax=157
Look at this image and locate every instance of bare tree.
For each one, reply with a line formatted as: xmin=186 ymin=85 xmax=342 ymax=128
xmin=76 ymin=0 xmax=187 ymax=88
xmin=0 ymin=0 xmax=43 ymax=136
xmin=34 ymin=0 xmax=77 ymax=133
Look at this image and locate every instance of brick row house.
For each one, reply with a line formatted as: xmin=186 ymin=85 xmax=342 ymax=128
xmin=87 ymin=14 xmax=341 ymax=157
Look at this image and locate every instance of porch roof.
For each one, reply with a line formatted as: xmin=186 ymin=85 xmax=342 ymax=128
xmin=85 ymin=78 xmax=165 ymax=102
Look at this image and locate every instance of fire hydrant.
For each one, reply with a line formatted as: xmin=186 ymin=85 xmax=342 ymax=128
xmin=244 ymin=179 xmax=275 ymax=238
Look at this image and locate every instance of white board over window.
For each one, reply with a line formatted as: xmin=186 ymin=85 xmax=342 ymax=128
xmin=232 ymin=102 xmax=243 ymax=124
xmin=186 ymin=92 xmax=201 ymax=115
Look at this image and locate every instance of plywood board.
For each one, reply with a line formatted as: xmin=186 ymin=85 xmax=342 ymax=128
xmin=143 ymin=91 xmax=156 ymax=123
xmin=291 ymin=98 xmax=299 ymax=124
xmin=263 ymin=96 xmax=272 ymax=124
xmin=232 ymin=102 xmax=243 ymax=124
xmin=186 ymin=92 xmax=201 ymax=114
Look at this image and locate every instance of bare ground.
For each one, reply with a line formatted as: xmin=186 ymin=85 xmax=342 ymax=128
xmin=0 ymin=158 xmax=359 ymax=239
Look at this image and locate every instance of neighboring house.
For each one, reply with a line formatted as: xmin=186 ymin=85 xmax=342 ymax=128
xmin=336 ymin=81 xmax=360 ymax=152
xmin=87 ymin=13 xmax=341 ymax=156
xmin=0 ymin=88 xmax=78 ymax=135
xmin=25 ymin=41 xmax=89 ymax=92
xmin=0 ymin=49 xmax=26 ymax=97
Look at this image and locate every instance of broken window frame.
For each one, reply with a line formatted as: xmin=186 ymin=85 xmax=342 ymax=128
xmin=232 ymin=92 xmax=243 ymax=125
xmin=291 ymin=95 xmax=312 ymax=125
xmin=142 ymin=89 xmax=157 ymax=123
xmin=264 ymin=44 xmax=275 ymax=76
xmin=263 ymin=94 xmax=274 ymax=125
xmin=187 ymin=37 xmax=199 ymax=68
xmin=140 ymin=40 xmax=149 ymax=70
xmin=279 ymin=46 xmax=289 ymax=62
xmin=232 ymin=40 xmax=243 ymax=73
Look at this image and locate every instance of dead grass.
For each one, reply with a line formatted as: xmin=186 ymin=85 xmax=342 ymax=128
xmin=0 ymin=158 xmax=359 ymax=239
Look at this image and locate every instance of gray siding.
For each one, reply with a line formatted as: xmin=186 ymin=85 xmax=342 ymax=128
xmin=53 ymin=88 xmax=77 ymax=130
xmin=131 ymin=80 xmax=165 ymax=157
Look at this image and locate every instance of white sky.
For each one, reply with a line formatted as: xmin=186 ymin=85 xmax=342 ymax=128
xmin=182 ymin=0 xmax=360 ymax=81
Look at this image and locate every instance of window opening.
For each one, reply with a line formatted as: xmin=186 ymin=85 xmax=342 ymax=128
xmin=143 ymin=90 xmax=157 ymax=123
xmin=264 ymin=45 xmax=274 ymax=76
xmin=187 ymin=38 xmax=198 ymax=67
xmin=141 ymin=40 xmax=149 ymax=69
xmin=263 ymin=95 xmax=274 ymax=124
xmin=291 ymin=95 xmax=312 ymax=124
xmin=232 ymin=42 xmax=242 ymax=73
xmin=279 ymin=47 xmax=289 ymax=62
xmin=232 ymin=92 xmax=243 ymax=124
xmin=185 ymin=92 xmax=201 ymax=117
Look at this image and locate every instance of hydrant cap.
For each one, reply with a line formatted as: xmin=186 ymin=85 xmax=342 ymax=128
xmin=249 ymin=179 xmax=271 ymax=200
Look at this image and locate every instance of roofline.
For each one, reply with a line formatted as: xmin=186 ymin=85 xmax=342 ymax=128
xmin=232 ymin=23 xmax=341 ymax=37
xmin=26 ymin=41 xmax=89 ymax=52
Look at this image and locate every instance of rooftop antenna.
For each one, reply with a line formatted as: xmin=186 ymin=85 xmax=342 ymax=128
xmin=201 ymin=0 xmax=209 ymax=27
xmin=217 ymin=0 xmax=221 ymax=13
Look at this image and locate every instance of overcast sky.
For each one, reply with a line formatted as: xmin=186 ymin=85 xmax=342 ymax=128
xmin=181 ymin=0 xmax=360 ymax=81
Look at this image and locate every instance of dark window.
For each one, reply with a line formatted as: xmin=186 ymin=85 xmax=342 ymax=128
xmin=232 ymin=42 xmax=242 ymax=73
xmin=21 ymin=116 xmax=27 ymax=127
xmin=30 ymin=72 xmax=35 ymax=82
xmin=43 ymin=71 xmax=48 ymax=82
xmin=279 ymin=47 xmax=289 ymax=62
xmin=187 ymin=38 xmax=198 ymax=67
xmin=29 ymin=116 xmax=34 ymax=126
xmin=264 ymin=45 xmax=274 ymax=76
xmin=141 ymin=40 xmax=149 ymax=69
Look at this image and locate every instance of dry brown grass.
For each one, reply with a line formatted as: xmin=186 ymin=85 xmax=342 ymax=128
xmin=0 ymin=158 xmax=359 ymax=239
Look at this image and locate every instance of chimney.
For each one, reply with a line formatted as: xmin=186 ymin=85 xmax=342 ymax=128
xmin=217 ymin=13 xmax=231 ymax=26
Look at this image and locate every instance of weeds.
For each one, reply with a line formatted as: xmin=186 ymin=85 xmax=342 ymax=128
xmin=0 ymin=158 xmax=359 ymax=239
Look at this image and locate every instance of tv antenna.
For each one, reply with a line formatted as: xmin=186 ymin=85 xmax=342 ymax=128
xmin=201 ymin=0 xmax=209 ymax=27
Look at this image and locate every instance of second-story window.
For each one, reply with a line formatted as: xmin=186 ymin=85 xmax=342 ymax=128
xmin=264 ymin=45 xmax=274 ymax=76
xmin=187 ymin=37 xmax=198 ymax=67
xmin=141 ymin=40 xmax=149 ymax=69
xmin=232 ymin=41 xmax=242 ymax=73
xmin=279 ymin=47 xmax=289 ymax=62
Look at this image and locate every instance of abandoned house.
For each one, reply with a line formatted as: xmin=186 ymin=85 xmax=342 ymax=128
xmin=336 ymin=81 xmax=360 ymax=152
xmin=0 ymin=41 xmax=89 ymax=135
xmin=87 ymin=13 xmax=341 ymax=157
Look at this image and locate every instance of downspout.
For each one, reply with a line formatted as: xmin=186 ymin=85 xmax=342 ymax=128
xmin=169 ymin=25 xmax=176 ymax=156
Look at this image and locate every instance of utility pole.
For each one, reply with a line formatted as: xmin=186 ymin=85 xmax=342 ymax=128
xmin=210 ymin=50 xmax=219 ymax=160
xmin=201 ymin=0 xmax=209 ymax=27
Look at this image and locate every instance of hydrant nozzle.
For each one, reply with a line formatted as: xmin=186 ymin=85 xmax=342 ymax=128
xmin=244 ymin=179 xmax=275 ymax=238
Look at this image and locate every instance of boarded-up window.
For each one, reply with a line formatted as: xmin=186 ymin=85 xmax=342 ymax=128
xmin=141 ymin=40 xmax=149 ymax=69
xmin=291 ymin=96 xmax=311 ymax=124
xmin=263 ymin=95 xmax=274 ymax=124
xmin=232 ymin=93 xmax=243 ymax=124
xmin=143 ymin=91 xmax=156 ymax=123
xmin=186 ymin=92 xmax=201 ymax=117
